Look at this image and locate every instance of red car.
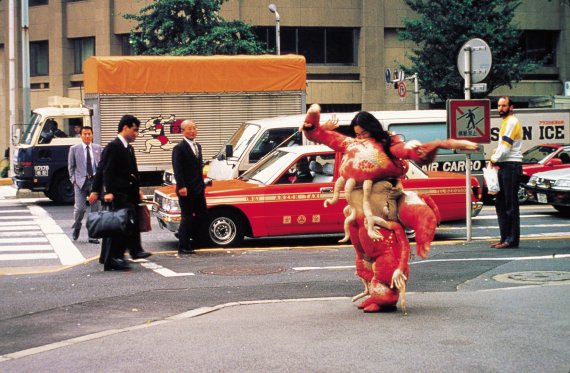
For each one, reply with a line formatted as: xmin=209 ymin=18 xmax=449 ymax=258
xmin=153 ymin=145 xmax=483 ymax=247
xmin=519 ymin=144 xmax=570 ymax=202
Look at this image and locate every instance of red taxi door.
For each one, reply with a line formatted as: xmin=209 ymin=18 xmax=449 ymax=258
xmin=261 ymin=156 xmax=345 ymax=236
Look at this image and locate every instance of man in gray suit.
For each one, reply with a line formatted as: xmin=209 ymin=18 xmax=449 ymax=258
xmin=68 ymin=126 xmax=102 ymax=243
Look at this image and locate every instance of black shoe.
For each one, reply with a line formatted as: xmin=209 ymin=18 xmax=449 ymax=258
xmin=104 ymin=258 xmax=131 ymax=271
xmin=72 ymin=228 xmax=80 ymax=241
xmin=178 ymin=248 xmax=195 ymax=255
xmin=131 ymin=251 xmax=152 ymax=259
xmin=88 ymin=238 xmax=100 ymax=244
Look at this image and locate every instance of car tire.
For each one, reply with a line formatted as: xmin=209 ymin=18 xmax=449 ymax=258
xmin=553 ymin=205 xmax=570 ymax=217
xmin=49 ymin=172 xmax=74 ymax=204
xmin=204 ymin=209 xmax=245 ymax=247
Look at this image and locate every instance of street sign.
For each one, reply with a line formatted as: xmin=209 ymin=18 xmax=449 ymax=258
xmin=447 ymin=99 xmax=491 ymax=143
xmin=457 ymin=38 xmax=492 ymax=84
xmin=397 ymin=81 xmax=407 ymax=98
xmin=470 ymin=83 xmax=488 ymax=93
xmin=385 ymin=68 xmax=391 ymax=84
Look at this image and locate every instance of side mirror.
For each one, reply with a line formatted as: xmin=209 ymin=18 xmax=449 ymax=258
xmin=204 ymin=178 xmax=213 ymax=187
xmin=225 ymin=144 xmax=233 ymax=159
xmin=546 ymin=158 xmax=563 ymax=166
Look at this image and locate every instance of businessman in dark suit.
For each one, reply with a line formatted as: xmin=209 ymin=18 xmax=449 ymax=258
xmin=172 ymin=119 xmax=208 ymax=254
xmin=89 ymin=115 xmax=152 ymax=271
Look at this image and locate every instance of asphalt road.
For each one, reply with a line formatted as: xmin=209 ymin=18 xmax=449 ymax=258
xmin=0 ymin=192 xmax=569 ymax=372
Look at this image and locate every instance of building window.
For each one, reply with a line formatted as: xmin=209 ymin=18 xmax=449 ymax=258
xmin=255 ymin=26 xmax=357 ymax=65
xmin=73 ymin=37 xmax=95 ymax=74
xmin=30 ymin=41 xmax=49 ymax=76
xmin=120 ymin=34 xmax=136 ymax=56
xmin=521 ymin=30 xmax=558 ymax=66
xmin=29 ymin=0 xmax=48 ymax=6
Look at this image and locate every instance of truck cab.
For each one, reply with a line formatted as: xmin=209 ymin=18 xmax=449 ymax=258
xmin=12 ymin=97 xmax=91 ymax=203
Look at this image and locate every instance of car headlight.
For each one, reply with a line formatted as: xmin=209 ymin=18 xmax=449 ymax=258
xmin=163 ymin=198 xmax=181 ymax=213
xmin=528 ymin=176 xmax=537 ymax=186
xmin=554 ymin=178 xmax=570 ymax=190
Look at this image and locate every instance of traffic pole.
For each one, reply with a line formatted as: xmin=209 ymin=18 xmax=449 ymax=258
xmin=464 ymin=46 xmax=472 ymax=242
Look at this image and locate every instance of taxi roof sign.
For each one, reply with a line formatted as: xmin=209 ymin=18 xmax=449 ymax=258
xmin=447 ymin=99 xmax=491 ymax=144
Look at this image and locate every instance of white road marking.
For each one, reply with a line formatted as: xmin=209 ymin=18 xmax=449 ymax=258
xmin=0 ymin=253 xmax=59 ymax=261
xmin=140 ymin=261 xmax=194 ymax=277
xmin=0 ymin=225 xmax=40 ymax=231
xmin=0 ymin=245 xmax=54 ymax=251
xmin=0 ymin=231 xmax=43 ymax=237
xmin=292 ymin=254 xmax=570 ymax=272
xmin=0 ymin=237 xmax=48 ymax=244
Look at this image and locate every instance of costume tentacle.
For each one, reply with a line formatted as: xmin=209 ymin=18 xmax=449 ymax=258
xmin=325 ymin=176 xmax=345 ymax=207
xmin=339 ymin=205 xmax=355 ymax=243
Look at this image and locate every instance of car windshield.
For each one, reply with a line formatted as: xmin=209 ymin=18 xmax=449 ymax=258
xmin=522 ymin=145 xmax=558 ymax=164
xmin=215 ymin=123 xmax=260 ymax=160
xmin=240 ymin=149 xmax=296 ymax=185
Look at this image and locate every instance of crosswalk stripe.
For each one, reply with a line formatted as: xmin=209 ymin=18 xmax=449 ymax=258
xmin=0 ymin=225 xmax=41 ymax=231
xmin=0 ymin=231 xmax=44 ymax=237
xmin=0 ymin=253 xmax=59 ymax=261
xmin=0 ymin=237 xmax=48 ymax=244
xmin=0 ymin=209 xmax=29 ymax=213
xmin=0 ymin=216 xmax=39 ymax=220
xmin=0 ymin=245 xmax=54 ymax=251
xmin=0 ymin=221 xmax=37 ymax=226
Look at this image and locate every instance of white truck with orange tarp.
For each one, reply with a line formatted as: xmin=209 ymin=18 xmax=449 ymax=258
xmin=12 ymin=55 xmax=306 ymax=202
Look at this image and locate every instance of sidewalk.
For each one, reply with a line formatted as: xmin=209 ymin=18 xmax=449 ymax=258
xmin=0 ymin=179 xmax=44 ymax=200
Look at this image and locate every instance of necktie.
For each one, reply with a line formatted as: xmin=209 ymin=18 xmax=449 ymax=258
xmin=192 ymin=141 xmax=199 ymax=156
xmin=86 ymin=145 xmax=93 ymax=177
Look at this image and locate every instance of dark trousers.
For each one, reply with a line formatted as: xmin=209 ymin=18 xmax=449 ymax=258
xmin=495 ymin=162 xmax=522 ymax=246
xmin=99 ymin=198 xmax=143 ymax=264
xmin=178 ymin=193 xmax=208 ymax=250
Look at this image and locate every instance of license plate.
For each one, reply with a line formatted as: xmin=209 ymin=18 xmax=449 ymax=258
xmin=537 ymin=193 xmax=547 ymax=204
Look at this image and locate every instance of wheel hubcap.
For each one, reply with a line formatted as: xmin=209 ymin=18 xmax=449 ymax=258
xmin=210 ymin=217 xmax=236 ymax=245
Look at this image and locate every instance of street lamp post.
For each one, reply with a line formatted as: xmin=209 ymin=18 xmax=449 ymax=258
xmin=268 ymin=3 xmax=280 ymax=55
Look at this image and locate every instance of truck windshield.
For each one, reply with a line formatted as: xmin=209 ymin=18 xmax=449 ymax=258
xmin=17 ymin=113 xmax=42 ymax=145
xmin=217 ymin=123 xmax=260 ymax=160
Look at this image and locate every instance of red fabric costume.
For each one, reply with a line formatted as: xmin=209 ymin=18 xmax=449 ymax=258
xmin=302 ymin=105 xmax=474 ymax=312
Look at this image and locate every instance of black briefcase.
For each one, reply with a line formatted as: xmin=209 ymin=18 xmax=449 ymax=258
xmin=86 ymin=205 xmax=134 ymax=238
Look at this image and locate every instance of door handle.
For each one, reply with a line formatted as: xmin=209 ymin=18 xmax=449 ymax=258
xmin=320 ymin=187 xmax=333 ymax=193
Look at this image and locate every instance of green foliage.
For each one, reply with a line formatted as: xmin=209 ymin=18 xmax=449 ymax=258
xmin=399 ymin=0 xmax=544 ymax=101
xmin=124 ymin=0 xmax=269 ymax=56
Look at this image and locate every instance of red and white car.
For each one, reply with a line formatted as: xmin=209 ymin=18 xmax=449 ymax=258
xmin=153 ymin=145 xmax=483 ymax=247
xmin=519 ymin=144 xmax=570 ymax=202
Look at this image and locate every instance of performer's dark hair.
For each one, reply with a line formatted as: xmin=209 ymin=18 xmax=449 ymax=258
xmin=350 ymin=111 xmax=395 ymax=160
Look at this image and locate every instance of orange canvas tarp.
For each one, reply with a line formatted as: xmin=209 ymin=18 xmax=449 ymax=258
xmin=83 ymin=55 xmax=306 ymax=94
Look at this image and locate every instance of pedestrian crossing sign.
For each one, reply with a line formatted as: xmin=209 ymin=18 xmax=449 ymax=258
xmin=447 ymin=99 xmax=491 ymax=143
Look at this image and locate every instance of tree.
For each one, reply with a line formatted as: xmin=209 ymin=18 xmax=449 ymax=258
xmin=124 ymin=0 xmax=269 ymax=56
xmin=398 ymin=0 xmax=544 ymax=101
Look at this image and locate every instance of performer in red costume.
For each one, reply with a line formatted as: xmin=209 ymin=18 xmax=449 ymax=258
xmin=301 ymin=104 xmax=477 ymax=313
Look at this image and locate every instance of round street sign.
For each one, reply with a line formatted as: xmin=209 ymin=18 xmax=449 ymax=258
xmin=385 ymin=68 xmax=392 ymax=84
xmin=457 ymin=38 xmax=492 ymax=84
xmin=397 ymin=81 xmax=407 ymax=98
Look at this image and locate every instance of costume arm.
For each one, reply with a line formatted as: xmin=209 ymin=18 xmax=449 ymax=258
xmin=302 ymin=104 xmax=350 ymax=152
xmin=390 ymin=135 xmax=478 ymax=166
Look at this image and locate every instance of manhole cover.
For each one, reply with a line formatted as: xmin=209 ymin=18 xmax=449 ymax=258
xmin=199 ymin=265 xmax=286 ymax=276
xmin=493 ymin=271 xmax=570 ymax=285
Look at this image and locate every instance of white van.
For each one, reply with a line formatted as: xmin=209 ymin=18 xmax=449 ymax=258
xmin=206 ymin=110 xmax=486 ymax=185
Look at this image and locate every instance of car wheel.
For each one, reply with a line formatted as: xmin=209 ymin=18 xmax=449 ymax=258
xmin=204 ymin=210 xmax=245 ymax=247
xmin=553 ymin=205 xmax=570 ymax=217
xmin=518 ymin=183 xmax=528 ymax=204
xmin=49 ymin=172 xmax=74 ymax=204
